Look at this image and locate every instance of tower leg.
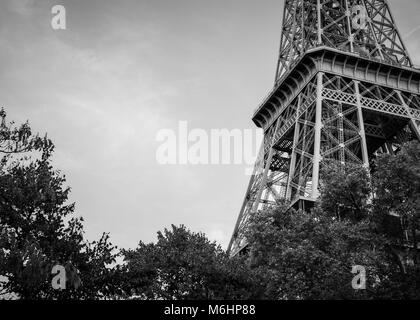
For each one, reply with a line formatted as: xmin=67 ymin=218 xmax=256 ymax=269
xmin=312 ymin=72 xmax=324 ymax=199
xmin=397 ymin=91 xmax=420 ymax=141
xmin=286 ymin=121 xmax=300 ymax=201
xmin=251 ymin=121 xmax=281 ymax=212
xmin=355 ymin=81 xmax=370 ymax=167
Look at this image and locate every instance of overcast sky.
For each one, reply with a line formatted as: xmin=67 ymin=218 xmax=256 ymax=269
xmin=1 ymin=0 xmax=420 ymax=250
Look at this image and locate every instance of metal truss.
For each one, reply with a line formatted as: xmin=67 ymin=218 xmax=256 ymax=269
xmin=228 ymin=0 xmax=419 ymax=256
xmin=275 ymin=0 xmax=412 ymax=83
xmin=229 ymin=71 xmax=420 ymax=256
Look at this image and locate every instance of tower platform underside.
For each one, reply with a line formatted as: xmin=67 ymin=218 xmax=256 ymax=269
xmin=229 ymin=48 xmax=420 ymax=256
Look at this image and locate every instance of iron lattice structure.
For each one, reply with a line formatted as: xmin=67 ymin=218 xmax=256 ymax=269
xmin=228 ymin=0 xmax=420 ymax=256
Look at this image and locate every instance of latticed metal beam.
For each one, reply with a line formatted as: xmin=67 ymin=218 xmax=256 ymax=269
xmin=228 ymin=0 xmax=419 ymax=256
xmin=275 ymin=0 xmax=412 ymax=83
xmin=229 ymin=71 xmax=420 ymax=256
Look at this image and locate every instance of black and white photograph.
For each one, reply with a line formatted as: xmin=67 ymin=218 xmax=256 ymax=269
xmin=0 ymin=0 xmax=420 ymax=312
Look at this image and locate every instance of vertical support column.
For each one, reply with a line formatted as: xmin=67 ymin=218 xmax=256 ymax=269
xmin=297 ymin=111 xmax=309 ymax=197
xmin=344 ymin=0 xmax=354 ymax=53
xmin=355 ymin=81 xmax=369 ymax=167
xmin=227 ymin=141 xmax=264 ymax=254
xmin=251 ymin=121 xmax=281 ymax=212
xmin=317 ymin=0 xmax=323 ymax=45
xmin=275 ymin=1 xmax=289 ymax=83
xmin=301 ymin=0 xmax=305 ymax=50
xmin=362 ymin=2 xmax=385 ymax=61
xmin=312 ymin=72 xmax=324 ymax=199
xmin=396 ymin=91 xmax=420 ymax=141
xmin=412 ymin=120 xmax=420 ymax=141
xmin=338 ymin=103 xmax=345 ymax=164
xmin=286 ymin=116 xmax=301 ymax=200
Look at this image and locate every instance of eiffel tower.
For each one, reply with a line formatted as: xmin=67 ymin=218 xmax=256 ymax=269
xmin=228 ymin=0 xmax=420 ymax=256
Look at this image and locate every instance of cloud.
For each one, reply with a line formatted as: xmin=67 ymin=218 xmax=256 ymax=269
xmin=5 ymin=0 xmax=37 ymax=15
xmin=2 ymin=0 xmax=418 ymax=252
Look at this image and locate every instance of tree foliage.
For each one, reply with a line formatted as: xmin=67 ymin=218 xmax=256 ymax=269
xmin=0 ymin=109 xmax=120 ymax=299
xmin=122 ymin=225 xmax=262 ymax=300
xmin=319 ymin=161 xmax=371 ymax=221
xmin=244 ymin=142 xmax=420 ymax=300
xmin=245 ymin=203 xmax=391 ymax=299
xmin=372 ymin=142 xmax=420 ymax=251
xmin=1 ymin=108 xmax=420 ymax=300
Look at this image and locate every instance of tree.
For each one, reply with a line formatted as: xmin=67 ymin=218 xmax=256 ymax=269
xmin=0 ymin=109 xmax=120 ymax=299
xmin=318 ymin=161 xmax=371 ymax=221
xmin=122 ymin=225 xmax=262 ymax=300
xmin=370 ymin=142 xmax=420 ymax=296
xmin=245 ymin=202 xmax=396 ymax=299
xmin=372 ymin=142 xmax=420 ymax=254
xmin=3 ymin=106 xmax=419 ymax=300
xmin=245 ymin=143 xmax=420 ymax=299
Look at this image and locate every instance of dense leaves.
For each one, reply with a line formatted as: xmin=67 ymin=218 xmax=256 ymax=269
xmin=1 ymin=108 xmax=419 ymax=300
xmin=122 ymin=225 xmax=262 ymax=300
xmin=244 ymin=142 xmax=420 ymax=299
xmin=372 ymin=143 xmax=420 ymax=250
xmin=319 ymin=161 xmax=371 ymax=221
xmin=0 ymin=110 xmax=119 ymax=299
